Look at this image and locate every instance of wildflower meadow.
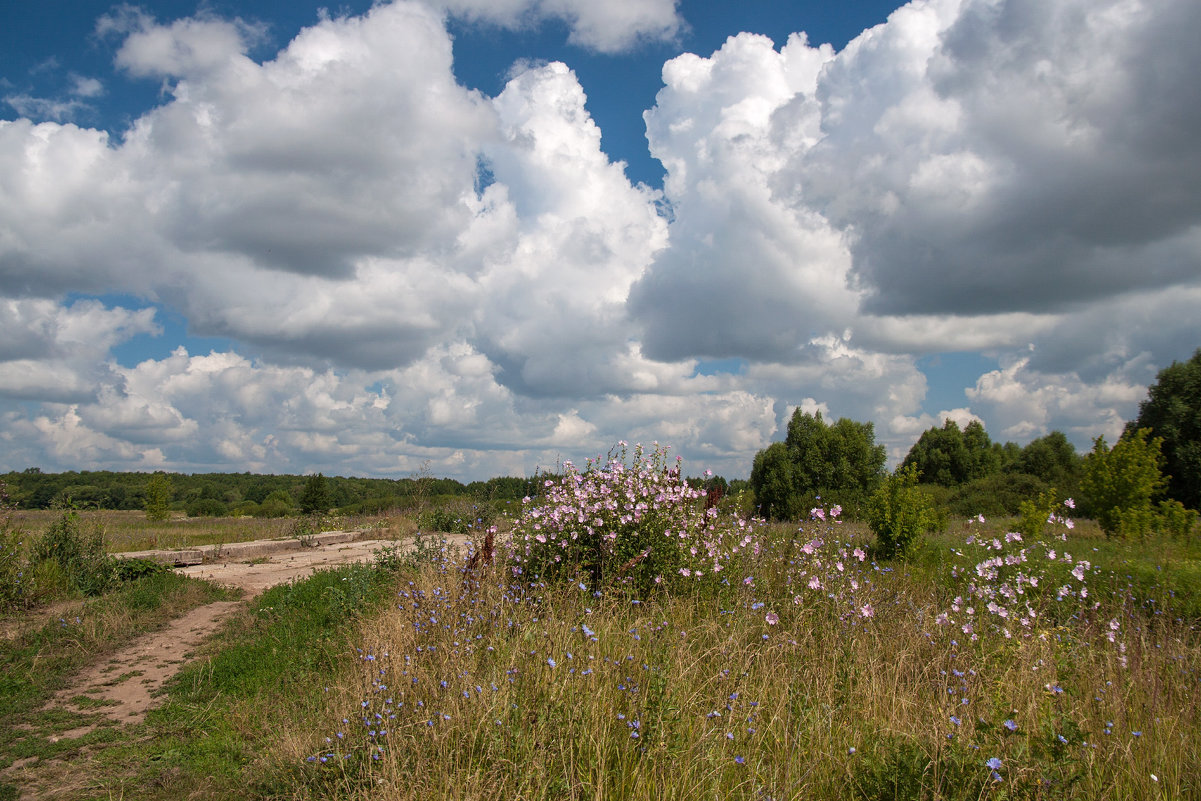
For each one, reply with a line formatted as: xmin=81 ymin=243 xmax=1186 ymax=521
xmin=275 ymin=443 xmax=1201 ymax=800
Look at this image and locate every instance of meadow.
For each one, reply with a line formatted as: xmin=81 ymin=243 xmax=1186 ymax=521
xmin=282 ymin=516 xmax=1199 ymax=800
xmin=2 ymin=468 xmax=1199 ymax=800
xmin=2 ymin=507 xmax=417 ymax=553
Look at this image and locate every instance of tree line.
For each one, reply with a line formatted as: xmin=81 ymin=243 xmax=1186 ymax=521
xmin=749 ymin=349 xmax=1201 ymax=538
xmin=0 ymin=468 xmax=541 ymax=518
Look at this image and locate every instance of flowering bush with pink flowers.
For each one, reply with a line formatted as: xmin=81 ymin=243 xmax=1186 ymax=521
xmin=509 ymin=442 xmax=760 ymax=594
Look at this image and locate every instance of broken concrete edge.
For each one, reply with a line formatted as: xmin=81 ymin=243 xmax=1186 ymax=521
xmin=112 ymin=529 xmax=377 ymax=567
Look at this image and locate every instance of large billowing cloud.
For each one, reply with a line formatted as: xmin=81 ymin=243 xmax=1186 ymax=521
xmin=795 ymin=0 xmax=1201 ymax=316
xmin=1 ymin=0 xmax=1198 ymax=480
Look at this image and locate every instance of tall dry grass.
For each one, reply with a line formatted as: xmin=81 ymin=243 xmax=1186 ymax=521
xmin=283 ymin=518 xmax=1201 ymax=800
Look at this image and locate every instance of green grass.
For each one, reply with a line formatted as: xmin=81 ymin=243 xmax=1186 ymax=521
xmin=0 ymin=571 xmax=234 ymax=799
xmin=58 ymin=559 xmax=413 ymax=800
xmin=3 ymin=515 xmax=1198 ymax=800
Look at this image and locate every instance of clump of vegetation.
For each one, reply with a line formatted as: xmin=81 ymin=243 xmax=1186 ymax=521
xmin=144 ymin=473 xmax=173 ymax=521
xmin=0 ymin=522 xmax=32 ymax=611
xmin=511 ymin=442 xmax=760 ymax=594
xmin=417 ymin=499 xmax=494 ymax=535
xmin=31 ymin=512 xmax=116 ymax=597
xmin=1081 ymin=428 xmax=1166 ymax=538
xmin=866 ymin=464 xmax=942 ymax=558
xmin=299 ymin=473 xmax=332 ymax=515
xmin=750 ymin=409 xmax=886 ymax=519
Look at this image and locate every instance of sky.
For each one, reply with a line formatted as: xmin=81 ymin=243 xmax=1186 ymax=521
xmin=1 ymin=0 xmax=1199 ymax=482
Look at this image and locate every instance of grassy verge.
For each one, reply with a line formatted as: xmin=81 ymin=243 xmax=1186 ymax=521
xmin=0 ymin=571 xmax=236 ymax=799
xmin=53 ymin=552 xmax=423 ymax=800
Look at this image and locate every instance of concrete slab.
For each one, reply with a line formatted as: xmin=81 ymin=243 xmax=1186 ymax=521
xmin=113 ymin=529 xmax=371 ymax=566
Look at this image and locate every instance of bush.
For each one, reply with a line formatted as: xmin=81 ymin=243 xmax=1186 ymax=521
xmin=1154 ymin=499 xmax=1198 ymax=539
xmin=110 ymin=556 xmax=169 ymax=583
xmin=255 ymin=497 xmax=294 ymax=518
xmin=31 ymin=512 xmax=115 ymax=597
xmin=945 ymin=472 xmax=1050 ymax=518
xmin=1015 ymin=489 xmax=1062 ymax=541
xmin=866 ymin=465 xmax=941 ymax=559
xmin=1081 ymin=429 xmax=1166 ymax=538
xmin=144 ymin=473 xmax=173 ymax=521
xmin=186 ymin=498 xmax=229 ymax=517
xmin=510 ymin=442 xmax=760 ymax=595
xmin=418 ymin=499 xmax=495 ymax=534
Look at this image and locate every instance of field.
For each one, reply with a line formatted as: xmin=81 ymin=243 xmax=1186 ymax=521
xmin=2 ymin=508 xmax=418 ymax=553
xmin=1 ymin=504 xmax=1199 ymax=800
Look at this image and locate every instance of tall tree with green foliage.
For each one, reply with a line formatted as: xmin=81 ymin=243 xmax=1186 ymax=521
xmin=1012 ymin=431 xmax=1082 ymax=489
xmin=749 ymin=442 xmax=798 ymax=520
xmin=144 ymin=473 xmax=173 ymax=521
xmin=1081 ymin=429 xmax=1166 ymax=538
xmin=750 ymin=409 xmax=885 ymax=519
xmin=902 ymin=419 xmax=999 ymax=486
xmin=1125 ymin=349 xmax=1201 ymax=510
xmin=299 ymin=472 xmax=331 ymax=515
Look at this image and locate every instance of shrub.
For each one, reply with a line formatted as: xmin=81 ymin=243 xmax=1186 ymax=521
xmin=510 ymin=442 xmax=759 ymax=595
xmin=1015 ymin=488 xmax=1062 ymax=541
xmin=1081 ymin=429 xmax=1166 ymax=538
xmin=299 ymin=473 xmax=331 ymax=515
xmin=417 ymin=499 xmax=493 ymax=535
xmin=946 ymin=472 xmax=1050 ymax=518
xmin=256 ymin=493 xmax=295 ymax=518
xmin=31 ymin=512 xmax=115 ymax=597
xmin=1154 ymin=499 xmax=1198 ymax=539
xmin=186 ymin=497 xmax=229 ymax=517
xmin=110 ymin=556 xmax=170 ymax=583
xmin=866 ymin=465 xmax=941 ymax=559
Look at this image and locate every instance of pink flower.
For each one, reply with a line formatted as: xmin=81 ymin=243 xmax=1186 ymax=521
xmin=765 ymin=612 xmax=779 ymax=625
xmin=859 ymin=603 xmax=874 ymax=618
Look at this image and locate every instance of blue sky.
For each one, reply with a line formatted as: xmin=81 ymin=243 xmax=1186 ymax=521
xmin=1 ymin=0 xmax=1198 ymax=480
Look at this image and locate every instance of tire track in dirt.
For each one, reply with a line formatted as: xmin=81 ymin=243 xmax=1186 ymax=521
xmin=46 ymin=534 xmax=471 ymax=734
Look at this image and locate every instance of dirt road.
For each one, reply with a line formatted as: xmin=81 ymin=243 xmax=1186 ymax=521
xmin=49 ymin=533 xmax=471 ymax=732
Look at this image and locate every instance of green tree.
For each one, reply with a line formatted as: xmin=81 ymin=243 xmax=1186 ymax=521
xmin=750 ymin=409 xmax=886 ymax=519
xmin=144 ymin=473 xmax=173 ymax=521
xmin=1125 ymin=349 xmax=1201 ymax=510
xmin=1081 ymin=429 xmax=1166 ymax=538
xmin=1011 ymin=431 xmax=1081 ymax=490
xmin=750 ymin=442 xmax=798 ymax=520
xmin=299 ymin=472 xmax=331 ymax=515
xmin=902 ymin=419 xmax=998 ymax=486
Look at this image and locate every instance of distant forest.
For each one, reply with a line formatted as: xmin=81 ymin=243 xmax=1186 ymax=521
xmin=0 ymin=468 xmax=737 ymax=518
xmin=0 ymin=468 xmax=529 ymax=517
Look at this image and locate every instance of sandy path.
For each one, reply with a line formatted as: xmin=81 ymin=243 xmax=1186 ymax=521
xmin=46 ymin=534 xmax=471 ymax=733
